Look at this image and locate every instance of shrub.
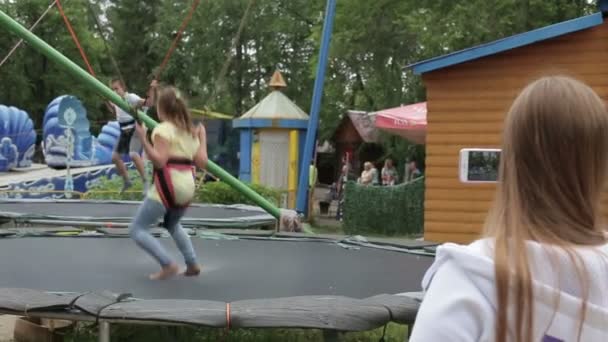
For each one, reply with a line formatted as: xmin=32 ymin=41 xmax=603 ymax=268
xmin=195 ymin=181 xmax=283 ymax=206
xmin=86 ymin=171 xmax=283 ymax=207
xmin=343 ymin=177 xmax=425 ymax=236
xmin=85 ymin=171 xmax=146 ymax=201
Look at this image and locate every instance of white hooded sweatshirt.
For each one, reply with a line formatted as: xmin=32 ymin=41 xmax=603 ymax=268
xmin=409 ymin=239 xmax=608 ymax=341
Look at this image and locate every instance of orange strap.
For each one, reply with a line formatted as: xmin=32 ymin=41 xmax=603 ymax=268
xmin=56 ymin=0 xmax=96 ymax=76
xmin=156 ymin=0 xmax=201 ymax=79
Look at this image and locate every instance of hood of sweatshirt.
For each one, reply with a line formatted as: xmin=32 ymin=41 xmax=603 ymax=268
xmin=421 ymin=239 xmax=608 ymax=341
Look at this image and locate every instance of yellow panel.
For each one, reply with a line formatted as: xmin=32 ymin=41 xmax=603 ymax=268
xmin=251 ymin=134 xmax=260 ymax=184
xmin=425 ymin=199 xmax=491 ymax=212
xmin=287 ymin=130 xmax=299 ymax=209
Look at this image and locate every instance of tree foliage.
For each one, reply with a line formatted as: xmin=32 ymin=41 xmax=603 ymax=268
xmin=0 ymin=0 xmax=599 ymax=165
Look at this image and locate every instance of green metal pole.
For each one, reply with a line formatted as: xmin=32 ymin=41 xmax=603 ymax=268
xmin=0 ymin=9 xmax=282 ymax=219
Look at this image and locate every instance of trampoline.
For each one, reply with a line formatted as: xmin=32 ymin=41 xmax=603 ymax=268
xmin=0 ymin=231 xmax=433 ymax=340
xmin=0 ymin=199 xmax=276 ymax=228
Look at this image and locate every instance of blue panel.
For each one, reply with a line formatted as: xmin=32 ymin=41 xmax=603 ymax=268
xmin=232 ymin=118 xmax=309 ymax=129
xmin=296 ymin=0 xmax=337 ymax=214
xmin=298 ymin=130 xmax=307 ymax=173
xmin=1 ymin=164 xmax=124 ymax=199
xmin=0 ymin=105 xmax=36 ymax=171
xmin=409 ymin=12 xmax=604 ymax=75
xmin=238 ymin=129 xmax=252 ymax=182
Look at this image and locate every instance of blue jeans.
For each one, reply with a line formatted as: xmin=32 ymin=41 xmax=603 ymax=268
xmin=129 ymin=197 xmax=197 ymax=267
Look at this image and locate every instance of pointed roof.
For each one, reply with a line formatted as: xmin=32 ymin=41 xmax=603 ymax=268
xmin=238 ymin=70 xmax=308 ymax=121
xmin=239 ymin=90 xmax=309 ymax=120
xmin=269 ymin=70 xmax=287 ymax=89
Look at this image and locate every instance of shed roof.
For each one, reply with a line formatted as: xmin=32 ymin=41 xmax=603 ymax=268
xmin=238 ymin=90 xmax=309 ymax=121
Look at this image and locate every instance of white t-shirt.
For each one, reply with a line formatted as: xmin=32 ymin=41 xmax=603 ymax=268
xmin=410 ymin=239 xmax=608 ymax=341
xmin=113 ymin=92 xmax=142 ymax=125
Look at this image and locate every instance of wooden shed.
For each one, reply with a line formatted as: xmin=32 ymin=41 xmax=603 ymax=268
xmin=409 ymin=7 xmax=608 ymax=244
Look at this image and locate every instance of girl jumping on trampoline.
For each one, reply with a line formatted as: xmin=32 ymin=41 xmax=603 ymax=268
xmin=130 ymin=86 xmax=207 ymax=280
xmin=410 ymin=76 xmax=608 ymax=341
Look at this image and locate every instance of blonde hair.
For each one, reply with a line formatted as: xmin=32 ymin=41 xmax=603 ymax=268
xmin=156 ymin=86 xmax=195 ymax=135
xmin=484 ymin=76 xmax=608 ymax=342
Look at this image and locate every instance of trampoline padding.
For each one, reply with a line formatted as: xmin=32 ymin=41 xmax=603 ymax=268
xmin=230 ymin=296 xmax=389 ymax=331
xmin=0 ymin=288 xmax=78 ymax=313
xmin=364 ymin=294 xmax=420 ymax=324
xmin=101 ymin=299 xmax=227 ymax=327
xmin=69 ymin=292 xmax=126 ymax=316
xmin=0 ymin=289 xmax=422 ymax=330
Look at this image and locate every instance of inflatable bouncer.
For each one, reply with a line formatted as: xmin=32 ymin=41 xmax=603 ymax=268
xmin=0 ymin=105 xmax=36 ymax=172
xmin=42 ymin=95 xmax=119 ymax=169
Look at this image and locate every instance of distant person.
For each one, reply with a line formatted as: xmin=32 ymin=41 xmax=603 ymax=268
xmin=308 ymin=161 xmax=318 ymax=217
xmin=410 ymin=76 xmax=608 ymax=341
xmin=358 ymin=161 xmax=373 ymax=185
xmin=371 ymin=163 xmax=380 ymax=185
xmin=406 ymin=160 xmax=422 ymax=182
xmin=336 ymin=163 xmax=350 ymax=221
xmin=381 ymin=158 xmax=398 ymax=186
xmin=109 ymin=78 xmax=148 ymax=193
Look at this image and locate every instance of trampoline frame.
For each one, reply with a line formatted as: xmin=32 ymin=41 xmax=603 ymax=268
xmin=0 ymin=290 xmax=421 ymax=342
xmin=0 ymin=228 xmax=433 ymax=342
xmin=0 ymin=198 xmax=276 ymax=229
xmin=0 ymin=229 xmax=432 ymax=341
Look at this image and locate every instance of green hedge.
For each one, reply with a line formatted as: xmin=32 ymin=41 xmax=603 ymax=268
xmin=343 ymin=177 xmax=425 ymax=236
xmin=195 ymin=181 xmax=283 ymax=206
xmin=86 ymin=171 xmax=283 ymax=206
xmin=86 ymin=172 xmax=147 ymax=201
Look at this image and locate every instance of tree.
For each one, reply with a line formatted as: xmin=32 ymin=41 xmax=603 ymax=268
xmin=0 ymin=0 xmax=109 ymax=135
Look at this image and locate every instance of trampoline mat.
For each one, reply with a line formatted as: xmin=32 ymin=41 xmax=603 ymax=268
xmin=0 ymin=237 xmax=432 ymax=302
xmin=0 ymin=199 xmax=275 ymax=228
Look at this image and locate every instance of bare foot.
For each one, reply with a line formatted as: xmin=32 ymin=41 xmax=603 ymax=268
xmin=184 ymin=264 xmax=201 ymax=277
xmin=149 ymin=263 xmax=180 ymax=280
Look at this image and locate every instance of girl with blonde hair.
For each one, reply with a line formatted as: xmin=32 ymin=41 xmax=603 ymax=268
xmin=410 ymin=76 xmax=608 ymax=341
xmin=132 ymin=86 xmax=207 ymax=280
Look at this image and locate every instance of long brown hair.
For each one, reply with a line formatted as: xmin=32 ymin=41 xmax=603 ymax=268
xmin=484 ymin=76 xmax=608 ymax=342
xmin=156 ymin=86 xmax=195 ymax=135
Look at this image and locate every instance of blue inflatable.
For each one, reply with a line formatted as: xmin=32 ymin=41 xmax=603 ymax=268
xmin=0 ymin=105 xmax=36 ymax=172
xmin=42 ymin=95 xmax=120 ymax=169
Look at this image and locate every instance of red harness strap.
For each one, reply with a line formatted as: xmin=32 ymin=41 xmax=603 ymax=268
xmin=153 ymin=158 xmax=195 ymax=209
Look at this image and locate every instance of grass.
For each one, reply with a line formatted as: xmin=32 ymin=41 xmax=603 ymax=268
xmin=64 ymin=322 xmax=409 ymax=342
xmin=308 ymin=220 xmax=421 ymax=241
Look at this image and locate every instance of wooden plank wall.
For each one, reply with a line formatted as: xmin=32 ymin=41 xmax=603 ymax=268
xmin=422 ymin=22 xmax=608 ymax=244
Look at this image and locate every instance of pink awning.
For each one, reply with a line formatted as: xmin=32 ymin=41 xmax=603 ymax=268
xmin=373 ymin=102 xmax=427 ymax=144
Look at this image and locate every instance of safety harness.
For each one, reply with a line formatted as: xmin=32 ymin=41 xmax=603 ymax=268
xmin=153 ymin=158 xmax=196 ymax=209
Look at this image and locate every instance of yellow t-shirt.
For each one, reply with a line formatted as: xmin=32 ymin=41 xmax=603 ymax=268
xmin=147 ymin=122 xmax=201 ymax=206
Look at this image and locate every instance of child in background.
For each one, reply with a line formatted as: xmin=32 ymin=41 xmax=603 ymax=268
xmin=110 ymin=78 xmax=149 ymax=193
